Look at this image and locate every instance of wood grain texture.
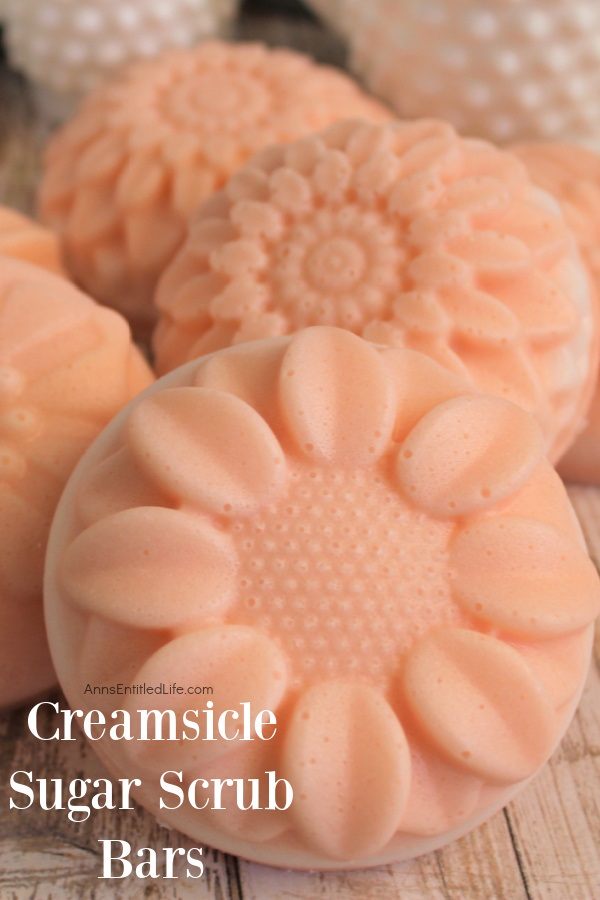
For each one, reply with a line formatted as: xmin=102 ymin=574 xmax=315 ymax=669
xmin=0 ymin=12 xmax=599 ymax=899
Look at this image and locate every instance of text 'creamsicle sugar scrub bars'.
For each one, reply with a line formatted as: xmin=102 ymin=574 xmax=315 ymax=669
xmin=0 ymin=258 xmax=153 ymax=709
xmin=38 ymin=42 xmax=390 ymax=333
xmin=153 ymin=118 xmax=598 ymax=463
xmin=45 ymin=327 xmax=600 ymax=869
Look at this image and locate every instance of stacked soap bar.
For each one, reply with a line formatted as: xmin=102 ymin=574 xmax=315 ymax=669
xmin=39 ymin=41 xmax=390 ymax=332
xmin=0 ymin=35 xmax=595 ymax=871
xmin=0 ymin=257 xmax=152 ymax=708
xmin=152 ymin=118 xmax=597 ymax=462
xmin=45 ymin=327 xmax=600 ymax=868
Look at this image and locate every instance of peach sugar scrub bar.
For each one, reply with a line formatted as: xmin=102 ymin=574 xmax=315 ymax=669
xmin=0 ymin=257 xmax=153 ymax=709
xmin=45 ymin=327 xmax=600 ymax=869
xmin=38 ymin=42 xmax=390 ymax=332
xmin=515 ymin=142 xmax=600 ymax=484
xmin=153 ymin=118 xmax=598 ymax=463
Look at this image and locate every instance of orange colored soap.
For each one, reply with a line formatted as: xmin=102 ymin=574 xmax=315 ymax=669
xmin=45 ymin=327 xmax=599 ymax=868
xmin=154 ymin=118 xmax=598 ymax=462
xmin=0 ymin=205 xmax=64 ymax=275
xmin=38 ymin=42 xmax=390 ymax=333
xmin=515 ymin=142 xmax=600 ymax=483
xmin=0 ymin=257 xmax=153 ymax=709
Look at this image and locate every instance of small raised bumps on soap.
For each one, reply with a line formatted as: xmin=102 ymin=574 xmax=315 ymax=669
xmin=45 ymin=326 xmax=600 ymax=868
xmin=38 ymin=41 xmax=390 ymax=332
xmin=515 ymin=141 xmax=600 ymax=485
xmin=153 ymin=117 xmax=598 ymax=463
xmin=0 ymin=257 xmax=153 ymax=709
xmin=306 ymin=0 xmax=600 ymax=145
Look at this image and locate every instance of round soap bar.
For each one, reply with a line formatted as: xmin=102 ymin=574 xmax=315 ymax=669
xmin=0 ymin=257 xmax=153 ymax=709
xmin=3 ymin=0 xmax=238 ymax=120
xmin=306 ymin=0 xmax=600 ymax=145
xmin=154 ymin=118 xmax=597 ymax=462
xmin=0 ymin=205 xmax=64 ymax=275
xmin=515 ymin=142 xmax=600 ymax=484
xmin=38 ymin=42 xmax=390 ymax=333
xmin=46 ymin=326 xmax=600 ymax=868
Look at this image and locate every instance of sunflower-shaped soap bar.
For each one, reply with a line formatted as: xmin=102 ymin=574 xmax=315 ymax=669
xmin=154 ymin=118 xmax=598 ymax=462
xmin=0 ymin=258 xmax=153 ymax=709
xmin=46 ymin=327 xmax=599 ymax=868
xmin=38 ymin=42 xmax=390 ymax=333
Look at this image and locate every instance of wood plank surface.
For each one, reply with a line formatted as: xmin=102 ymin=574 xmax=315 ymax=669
xmin=0 ymin=10 xmax=599 ymax=899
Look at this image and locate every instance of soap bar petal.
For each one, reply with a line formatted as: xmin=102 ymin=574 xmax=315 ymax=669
xmin=284 ymin=681 xmax=410 ymax=860
xmin=61 ymin=506 xmax=236 ymax=629
xmin=402 ymin=628 xmax=556 ymax=783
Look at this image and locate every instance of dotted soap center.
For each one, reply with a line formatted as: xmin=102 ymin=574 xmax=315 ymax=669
xmin=271 ymin=212 xmax=402 ymax=331
xmin=164 ymin=70 xmax=270 ymax=130
xmin=232 ymin=463 xmax=462 ymax=688
xmin=305 ymin=237 xmax=367 ymax=293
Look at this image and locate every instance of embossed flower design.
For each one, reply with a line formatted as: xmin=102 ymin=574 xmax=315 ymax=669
xmin=39 ymin=42 xmax=389 ymax=330
xmin=57 ymin=328 xmax=600 ymax=864
xmin=155 ymin=118 xmax=596 ymax=461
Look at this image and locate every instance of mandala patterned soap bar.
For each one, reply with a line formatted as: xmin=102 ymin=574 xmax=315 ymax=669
xmin=39 ymin=42 xmax=390 ymax=332
xmin=0 ymin=257 xmax=153 ymax=709
xmin=45 ymin=327 xmax=600 ymax=868
xmin=154 ymin=118 xmax=598 ymax=462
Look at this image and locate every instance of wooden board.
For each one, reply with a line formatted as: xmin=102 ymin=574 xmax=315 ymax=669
xmin=0 ymin=13 xmax=599 ymax=899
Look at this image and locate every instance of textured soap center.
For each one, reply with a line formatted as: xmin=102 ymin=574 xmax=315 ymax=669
xmin=232 ymin=463 xmax=461 ymax=689
xmin=271 ymin=211 xmax=401 ymax=330
xmin=166 ymin=72 xmax=270 ymax=129
xmin=305 ymin=238 xmax=367 ymax=292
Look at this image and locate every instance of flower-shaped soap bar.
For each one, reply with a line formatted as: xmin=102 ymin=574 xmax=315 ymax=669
xmin=38 ymin=42 xmax=390 ymax=333
xmin=0 ymin=205 xmax=64 ymax=275
xmin=0 ymin=257 xmax=153 ymax=709
xmin=3 ymin=0 xmax=239 ymax=120
xmin=46 ymin=327 xmax=600 ymax=868
xmin=154 ymin=118 xmax=597 ymax=462
xmin=515 ymin=142 xmax=600 ymax=484
xmin=306 ymin=0 xmax=600 ymax=145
